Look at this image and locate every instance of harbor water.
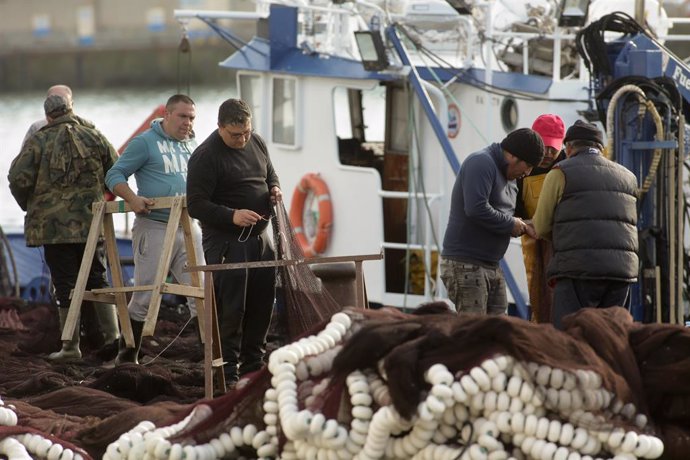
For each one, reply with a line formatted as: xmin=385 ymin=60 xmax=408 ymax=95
xmin=0 ymin=84 xmax=235 ymax=233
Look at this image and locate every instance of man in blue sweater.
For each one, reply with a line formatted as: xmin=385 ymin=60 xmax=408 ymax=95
xmin=440 ymin=128 xmax=544 ymax=315
xmin=105 ymin=94 xmax=203 ymax=364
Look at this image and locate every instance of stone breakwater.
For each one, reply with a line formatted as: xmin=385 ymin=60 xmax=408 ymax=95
xmin=0 ymin=43 xmax=233 ymax=92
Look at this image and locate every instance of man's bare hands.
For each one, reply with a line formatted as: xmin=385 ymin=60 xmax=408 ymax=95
xmin=511 ymin=218 xmax=526 ymax=237
xmin=270 ymin=186 xmax=283 ymax=204
xmin=511 ymin=217 xmax=537 ymax=238
xmin=130 ymin=196 xmax=155 ymax=215
xmin=233 ymin=209 xmax=263 ymax=227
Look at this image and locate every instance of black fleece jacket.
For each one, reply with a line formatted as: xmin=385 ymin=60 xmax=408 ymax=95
xmin=186 ymin=130 xmax=280 ymax=238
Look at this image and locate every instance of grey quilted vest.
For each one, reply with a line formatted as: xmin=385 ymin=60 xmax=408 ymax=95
xmin=548 ymin=149 xmax=639 ymax=282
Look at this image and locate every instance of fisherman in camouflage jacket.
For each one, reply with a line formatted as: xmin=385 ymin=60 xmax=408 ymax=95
xmin=8 ymin=94 xmax=120 ymax=361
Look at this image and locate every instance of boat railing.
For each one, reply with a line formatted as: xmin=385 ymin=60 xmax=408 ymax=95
xmin=383 ymin=242 xmax=439 ymax=251
xmin=175 ymin=2 xmax=690 ymax=81
xmin=488 ymin=29 xmax=576 ymax=80
xmin=173 ymin=10 xmax=267 ymax=20
xmin=378 ymin=190 xmax=442 ymax=200
xmin=495 ymin=14 xmax=688 ymax=80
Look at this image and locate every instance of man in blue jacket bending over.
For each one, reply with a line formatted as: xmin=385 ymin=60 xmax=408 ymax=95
xmin=105 ymin=94 xmax=204 ymax=364
xmin=440 ymin=128 xmax=545 ymax=315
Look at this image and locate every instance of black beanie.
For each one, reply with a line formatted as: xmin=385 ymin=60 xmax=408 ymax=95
xmin=563 ymin=120 xmax=604 ymax=145
xmin=500 ymin=128 xmax=545 ymax=166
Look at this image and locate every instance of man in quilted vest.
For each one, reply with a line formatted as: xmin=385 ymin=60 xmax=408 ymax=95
xmin=531 ymin=120 xmax=639 ymax=329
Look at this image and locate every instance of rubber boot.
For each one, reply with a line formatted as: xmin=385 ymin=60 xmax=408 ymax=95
xmin=115 ymin=319 xmax=144 ymax=365
xmin=48 ymin=308 xmax=82 ymax=361
xmin=95 ymin=303 xmax=120 ymax=344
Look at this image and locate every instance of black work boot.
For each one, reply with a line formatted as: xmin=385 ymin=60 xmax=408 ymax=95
xmin=115 ymin=320 xmax=144 ymax=365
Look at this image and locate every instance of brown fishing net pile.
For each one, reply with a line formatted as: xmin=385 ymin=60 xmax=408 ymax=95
xmin=104 ymin=305 xmax=686 ymax=460
xmin=0 ymin=202 xmax=344 ymax=458
xmin=2 ymin=201 xmax=690 ymax=459
xmin=0 ymin=298 xmax=205 ymax=459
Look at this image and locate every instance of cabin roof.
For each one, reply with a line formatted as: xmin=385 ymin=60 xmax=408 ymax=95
xmin=219 ymin=36 xmax=397 ymax=81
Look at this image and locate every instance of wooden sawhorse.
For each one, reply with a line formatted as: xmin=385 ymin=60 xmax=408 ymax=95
xmin=186 ymin=251 xmax=382 ymax=398
xmin=62 ymin=196 xmax=224 ymax=393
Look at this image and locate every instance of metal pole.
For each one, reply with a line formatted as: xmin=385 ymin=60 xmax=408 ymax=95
xmin=386 ymin=25 xmax=460 ymax=172
xmin=635 ymin=0 xmax=645 ymax=26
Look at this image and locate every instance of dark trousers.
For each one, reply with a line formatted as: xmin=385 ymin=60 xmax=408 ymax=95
xmin=204 ymin=232 xmax=275 ymax=381
xmin=552 ymin=278 xmax=630 ymax=330
xmin=43 ymin=242 xmax=109 ymax=307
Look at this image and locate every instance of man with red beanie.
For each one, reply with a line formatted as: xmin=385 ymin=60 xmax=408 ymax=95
xmin=515 ymin=114 xmax=566 ymax=323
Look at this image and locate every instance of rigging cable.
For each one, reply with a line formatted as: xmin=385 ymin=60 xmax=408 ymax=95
xmin=395 ymin=23 xmax=589 ymax=104
xmin=575 ymin=12 xmax=645 ymax=78
xmin=604 ymin=84 xmax=664 ymax=198
xmin=408 ymin=27 xmax=489 ymax=145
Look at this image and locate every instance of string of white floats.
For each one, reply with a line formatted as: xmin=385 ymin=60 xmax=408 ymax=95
xmin=0 ymin=396 xmax=85 ymax=460
xmin=103 ymin=311 xmax=666 ymax=460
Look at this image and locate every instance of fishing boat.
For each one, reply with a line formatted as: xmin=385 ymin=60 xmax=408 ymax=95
xmin=172 ymin=0 xmax=690 ymax=321
xmin=1 ymin=1 xmax=690 ymax=459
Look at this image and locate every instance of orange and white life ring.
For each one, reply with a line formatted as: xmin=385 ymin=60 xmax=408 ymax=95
xmin=289 ymin=173 xmax=333 ymax=258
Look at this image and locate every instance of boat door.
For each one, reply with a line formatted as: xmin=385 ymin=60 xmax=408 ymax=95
xmin=381 ymin=83 xmax=411 ymax=296
xmin=336 ymin=80 xmax=443 ymax=307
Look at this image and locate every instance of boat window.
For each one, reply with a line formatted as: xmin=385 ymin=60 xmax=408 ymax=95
xmin=238 ymin=73 xmax=264 ymax=133
xmin=385 ymin=85 xmax=409 ymax=154
xmin=333 ymin=86 xmax=385 ymax=171
xmin=272 ymin=77 xmax=297 ymax=146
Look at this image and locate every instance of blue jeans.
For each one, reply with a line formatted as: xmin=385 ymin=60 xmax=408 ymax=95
xmin=552 ymin=278 xmax=630 ymax=329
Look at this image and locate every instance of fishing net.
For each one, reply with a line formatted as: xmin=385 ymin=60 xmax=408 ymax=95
xmin=91 ymin=201 xmax=351 ymax=455
xmin=94 ymin=304 xmax=690 ymax=460
xmin=271 ymin=201 xmax=343 ymax=341
xmin=0 ymin=199 xmax=349 ymax=459
xmin=3 ymin=201 xmax=690 ymax=459
xmin=0 ymin=301 xmax=207 ymax=459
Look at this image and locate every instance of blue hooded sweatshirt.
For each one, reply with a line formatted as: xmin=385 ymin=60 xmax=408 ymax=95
xmin=105 ymin=119 xmax=197 ymax=222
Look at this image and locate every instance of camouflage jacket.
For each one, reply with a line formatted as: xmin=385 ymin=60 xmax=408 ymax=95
xmin=8 ymin=113 xmax=118 ymax=247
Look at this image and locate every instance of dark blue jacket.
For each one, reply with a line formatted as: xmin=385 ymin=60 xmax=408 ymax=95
xmin=442 ymin=143 xmax=516 ymax=265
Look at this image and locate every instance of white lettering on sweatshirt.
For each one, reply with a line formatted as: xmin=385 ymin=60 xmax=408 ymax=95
xmin=159 ymin=141 xmax=192 ymax=176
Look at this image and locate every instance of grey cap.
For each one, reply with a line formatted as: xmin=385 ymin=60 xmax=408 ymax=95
xmin=44 ymin=94 xmax=70 ymax=117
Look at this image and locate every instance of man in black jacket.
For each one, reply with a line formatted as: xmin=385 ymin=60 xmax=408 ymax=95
xmin=531 ymin=120 xmax=639 ymax=329
xmin=187 ymin=99 xmax=282 ymax=385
